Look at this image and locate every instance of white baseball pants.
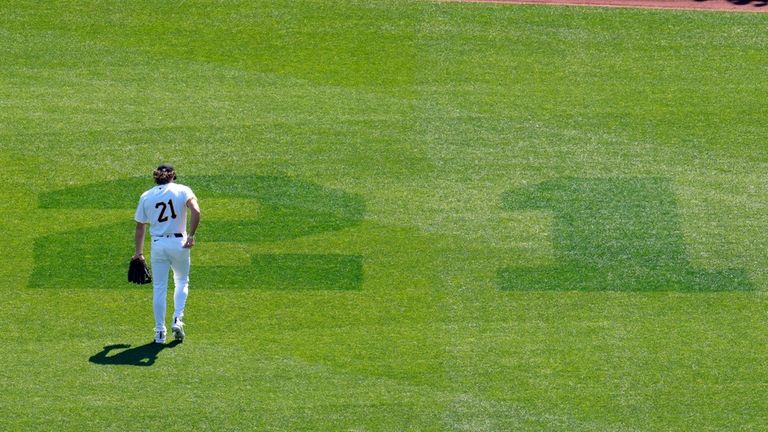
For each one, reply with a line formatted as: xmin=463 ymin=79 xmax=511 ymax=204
xmin=150 ymin=236 xmax=190 ymax=332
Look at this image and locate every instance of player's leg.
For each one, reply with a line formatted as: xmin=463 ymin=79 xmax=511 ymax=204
xmin=170 ymin=247 xmax=190 ymax=320
xmin=169 ymin=245 xmax=191 ymax=340
xmin=150 ymin=240 xmax=172 ymax=342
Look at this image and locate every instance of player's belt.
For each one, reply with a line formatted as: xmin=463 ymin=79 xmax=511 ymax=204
xmin=153 ymin=233 xmax=184 ymax=238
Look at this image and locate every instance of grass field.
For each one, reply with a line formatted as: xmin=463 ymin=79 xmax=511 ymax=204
xmin=1 ymin=1 xmax=767 ymax=430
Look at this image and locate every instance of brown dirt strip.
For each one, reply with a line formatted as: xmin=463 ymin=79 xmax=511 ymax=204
xmin=454 ymin=0 xmax=768 ymax=12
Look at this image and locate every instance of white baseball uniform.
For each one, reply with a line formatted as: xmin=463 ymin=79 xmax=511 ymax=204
xmin=134 ymin=182 xmax=197 ymax=332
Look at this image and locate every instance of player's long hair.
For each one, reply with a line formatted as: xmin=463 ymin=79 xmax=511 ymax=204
xmin=153 ymin=168 xmax=177 ymax=185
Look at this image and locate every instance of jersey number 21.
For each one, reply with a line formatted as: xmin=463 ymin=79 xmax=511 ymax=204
xmin=155 ymin=199 xmax=177 ymax=222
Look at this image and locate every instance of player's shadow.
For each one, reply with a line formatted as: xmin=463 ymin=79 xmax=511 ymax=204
xmin=89 ymin=341 xmax=181 ymax=367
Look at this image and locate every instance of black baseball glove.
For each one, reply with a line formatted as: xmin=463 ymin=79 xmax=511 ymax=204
xmin=128 ymin=257 xmax=152 ymax=284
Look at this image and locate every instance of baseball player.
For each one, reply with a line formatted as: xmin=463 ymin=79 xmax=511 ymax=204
xmin=132 ymin=164 xmax=201 ymax=344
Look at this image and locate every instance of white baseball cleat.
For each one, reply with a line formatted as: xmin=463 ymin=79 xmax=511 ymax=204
xmin=171 ymin=317 xmax=185 ymax=341
xmin=154 ymin=330 xmax=166 ymax=344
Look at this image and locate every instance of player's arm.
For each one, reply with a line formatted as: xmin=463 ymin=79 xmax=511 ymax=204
xmin=133 ymin=222 xmax=147 ymax=260
xmin=183 ymin=197 xmax=201 ymax=249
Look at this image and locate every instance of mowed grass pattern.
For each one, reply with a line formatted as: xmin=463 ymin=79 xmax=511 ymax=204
xmin=499 ymin=177 xmax=751 ymax=291
xmin=1 ymin=1 xmax=767 ymax=430
xmin=31 ymin=176 xmax=365 ymax=290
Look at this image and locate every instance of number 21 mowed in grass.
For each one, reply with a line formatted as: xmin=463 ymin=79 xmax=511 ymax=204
xmin=30 ymin=176 xmax=750 ymax=292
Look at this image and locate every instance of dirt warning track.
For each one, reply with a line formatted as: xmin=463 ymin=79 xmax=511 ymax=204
xmin=455 ymin=0 xmax=768 ymax=12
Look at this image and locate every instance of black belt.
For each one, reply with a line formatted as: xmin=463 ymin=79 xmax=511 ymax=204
xmin=154 ymin=233 xmax=184 ymax=238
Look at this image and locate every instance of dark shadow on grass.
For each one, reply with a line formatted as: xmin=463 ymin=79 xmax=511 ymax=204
xmin=695 ymin=0 xmax=768 ymax=6
xmin=727 ymin=0 xmax=768 ymax=7
xmin=89 ymin=340 xmax=181 ymax=367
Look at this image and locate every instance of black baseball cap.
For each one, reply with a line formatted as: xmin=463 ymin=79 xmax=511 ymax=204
xmin=157 ymin=163 xmax=175 ymax=172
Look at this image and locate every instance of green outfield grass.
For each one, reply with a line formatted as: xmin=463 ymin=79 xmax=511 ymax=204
xmin=1 ymin=1 xmax=767 ymax=430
